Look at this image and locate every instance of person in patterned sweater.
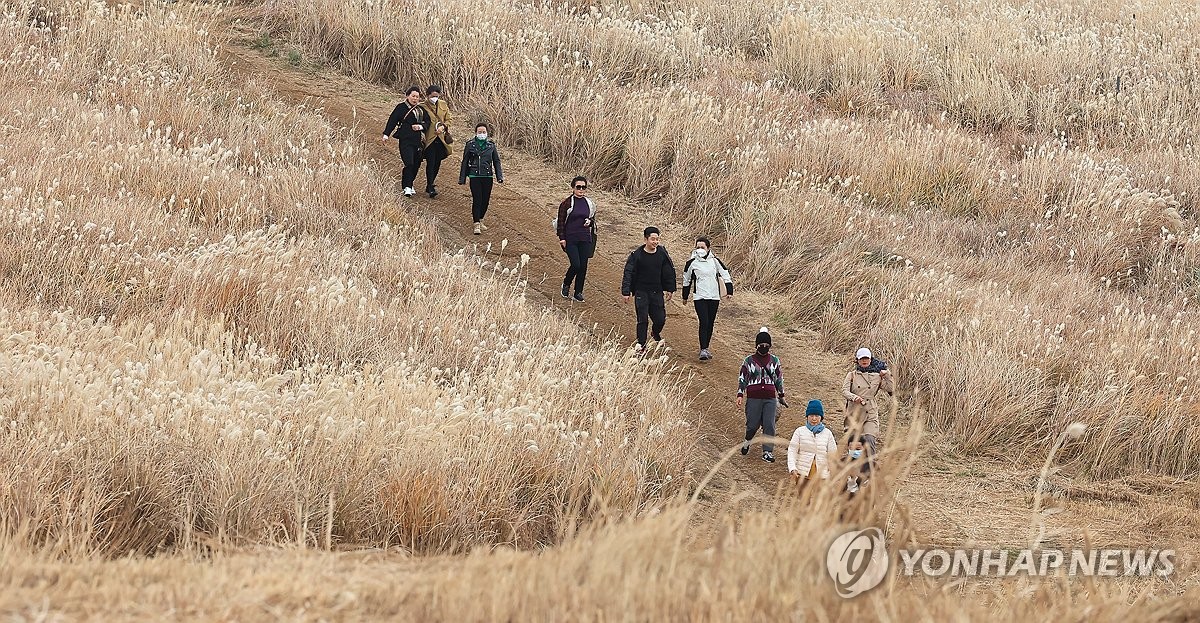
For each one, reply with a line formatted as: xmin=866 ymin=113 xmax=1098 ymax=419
xmin=736 ymin=327 xmax=790 ymax=462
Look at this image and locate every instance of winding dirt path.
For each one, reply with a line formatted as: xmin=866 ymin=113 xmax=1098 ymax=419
xmin=215 ymin=29 xmax=1200 ymax=566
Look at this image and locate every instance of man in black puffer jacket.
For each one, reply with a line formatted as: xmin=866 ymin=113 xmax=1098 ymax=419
xmin=621 ymin=226 xmax=677 ymax=352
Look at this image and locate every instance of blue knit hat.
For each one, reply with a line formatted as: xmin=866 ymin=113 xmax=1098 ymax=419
xmin=805 ymin=400 xmax=825 ymax=418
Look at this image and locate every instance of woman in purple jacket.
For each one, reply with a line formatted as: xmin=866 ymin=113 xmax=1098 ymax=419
xmin=556 ymin=176 xmax=596 ymax=302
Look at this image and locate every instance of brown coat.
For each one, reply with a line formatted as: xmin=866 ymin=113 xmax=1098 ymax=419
xmin=842 ymin=369 xmax=893 ymax=436
xmin=420 ymin=99 xmax=453 ymax=156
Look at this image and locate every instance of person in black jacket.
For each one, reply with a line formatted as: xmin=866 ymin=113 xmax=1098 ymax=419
xmin=379 ymin=86 xmax=429 ymax=197
xmin=621 ymin=226 xmax=677 ymax=352
xmin=459 ymin=122 xmax=504 ymax=235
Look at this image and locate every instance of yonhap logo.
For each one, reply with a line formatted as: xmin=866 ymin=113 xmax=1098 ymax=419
xmin=827 ymin=528 xmax=890 ymax=598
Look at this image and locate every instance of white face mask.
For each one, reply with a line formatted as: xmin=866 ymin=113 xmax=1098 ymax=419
xmin=695 ymin=248 xmax=708 ymax=258
xmin=429 ymin=96 xmax=439 ymax=104
xmin=476 ymin=132 xmax=488 ymax=141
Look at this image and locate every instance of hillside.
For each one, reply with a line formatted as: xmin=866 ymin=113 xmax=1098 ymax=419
xmin=2 ymin=0 xmax=1199 ymax=620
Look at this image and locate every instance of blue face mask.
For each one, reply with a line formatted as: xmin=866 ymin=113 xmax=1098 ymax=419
xmin=850 ymin=449 xmax=863 ymax=459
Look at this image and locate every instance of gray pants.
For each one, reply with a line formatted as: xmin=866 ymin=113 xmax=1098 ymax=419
xmin=745 ymin=398 xmax=778 ymax=453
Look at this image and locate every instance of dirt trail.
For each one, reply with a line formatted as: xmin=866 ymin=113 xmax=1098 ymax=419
xmin=216 ymin=35 xmax=1200 ymax=561
xmin=215 ymin=43 xmax=816 ymax=502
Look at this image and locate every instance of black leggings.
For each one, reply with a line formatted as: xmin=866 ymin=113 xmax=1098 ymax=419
xmin=400 ymin=142 xmax=422 ymax=189
xmin=563 ymin=241 xmax=594 ymax=295
xmin=694 ymin=299 xmax=720 ymax=349
xmin=469 ymin=177 xmax=494 ymax=222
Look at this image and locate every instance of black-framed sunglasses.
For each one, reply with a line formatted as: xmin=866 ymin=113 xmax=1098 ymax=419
xmin=574 ymin=184 xmax=587 ymax=190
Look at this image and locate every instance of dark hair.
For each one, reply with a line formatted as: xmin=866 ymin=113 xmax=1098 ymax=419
xmin=426 ymin=84 xmax=443 ymax=95
xmin=571 ymin=175 xmax=588 ymax=187
xmin=475 ymin=122 xmax=489 ymax=132
xmin=847 ymin=434 xmax=864 ymax=444
xmin=643 ymin=226 xmax=661 ymax=238
xmin=406 ymin=85 xmax=422 ymax=96
xmin=695 ymin=236 xmax=711 ymax=248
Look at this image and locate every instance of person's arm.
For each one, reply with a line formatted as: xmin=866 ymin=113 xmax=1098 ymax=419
xmin=662 ymin=249 xmax=677 ymax=294
xmin=492 ymin=144 xmax=503 ymax=182
xmin=556 ymin=198 xmax=569 ymax=243
xmin=736 ymin=358 xmax=750 ymax=398
xmin=842 ymin=371 xmax=861 ymax=403
xmin=621 ymin=251 xmax=637 ymax=297
xmin=717 ymin=257 xmax=734 ymax=296
xmin=381 ymin=103 xmax=403 ymax=140
xmin=773 ymin=355 xmax=785 ymax=399
xmin=788 ymin=428 xmax=802 ymax=473
xmin=681 ymin=258 xmax=694 ymax=301
xmin=458 ymin=145 xmax=469 ymax=184
xmin=880 ymin=369 xmax=895 ymax=394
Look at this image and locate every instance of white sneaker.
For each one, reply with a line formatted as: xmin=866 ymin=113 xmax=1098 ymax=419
xmin=403 ymin=187 xmax=415 ymax=196
xmin=473 ymin=222 xmax=482 ymax=235
xmin=479 ymin=222 xmax=488 ymax=231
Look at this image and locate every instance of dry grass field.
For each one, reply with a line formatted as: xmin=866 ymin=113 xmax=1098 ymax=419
xmin=3 ymin=0 xmax=1200 ymax=619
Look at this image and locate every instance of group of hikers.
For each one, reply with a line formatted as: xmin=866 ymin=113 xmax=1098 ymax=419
xmin=738 ymin=336 xmax=894 ymax=496
xmin=380 ymin=84 xmax=501 ymax=235
xmin=381 ymin=86 xmax=894 ymax=495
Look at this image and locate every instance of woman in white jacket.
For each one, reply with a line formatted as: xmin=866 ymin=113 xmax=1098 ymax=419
xmin=680 ymin=237 xmax=733 ymax=361
xmin=789 ymin=400 xmax=838 ymax=491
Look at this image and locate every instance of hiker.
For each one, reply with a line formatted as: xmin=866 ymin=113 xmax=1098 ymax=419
xmin=621 ymin=227 xmax=677 ymax=352
xmin=379 ymin=86 xmax=429 ymax=197
xmin=788 ymin=399 xmax=838 ymax=492
xmin=420 ymin=84 xmax=452 ymax=198
xmin=458 ymin=122 xmax=504 ymax=235
xmin=843 ymin=434 xmax=871 ymax=498
xmin=557 ymin=175 xmax=596 ymax=303
xmin=681 ymin=236 xmax=733 ymax=361
xmin=842 ymin=347 xmax=893 ymax=471
xmin=737 ymin=327 xmax=789 ymax=463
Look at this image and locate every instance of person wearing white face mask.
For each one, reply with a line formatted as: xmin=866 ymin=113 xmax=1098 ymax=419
xmin=420 ymin=85 xmax=453 ymax=199
xmin=681 ymin=236 xmax=733 ymax=361
xmin=843 ymin=434 xmax=870 ymax=498
xmin=459 ymin=122 xmax=504 ymax=235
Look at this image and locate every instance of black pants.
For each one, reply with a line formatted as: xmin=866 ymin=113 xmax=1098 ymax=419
xmin=400 ymin=142 xmax=422 ymax=189
xmin=694 ymin=299 xmax=720 ymax=349
xmin=425 ymin=148 xmax=445 ymax=192
xmin=634 ymin=291 xmax=667 ymax=346
xmin=563 ymin=241 xmax=593 ymax=295
xmin=469 ymin=177 xmax=494 ymax=222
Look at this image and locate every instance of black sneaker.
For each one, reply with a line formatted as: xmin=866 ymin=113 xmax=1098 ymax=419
xmin=428 ymin=188 xmax=438 ymax=198
xmin=762 ymin=452 xmax=775 ymax=463
xmin=561 ymin=284 xmax=570 ymax=298
xmin=740 ymin=441 xmax=750 ymax=456
xmin=572 ymin=293 xmax=585 ymax=302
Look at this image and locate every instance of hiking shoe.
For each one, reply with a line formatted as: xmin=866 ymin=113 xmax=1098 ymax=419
xmin=473 ymin=222 xmax=482 ymax=235
xmin=572 ymin=293 xmax=585 ymax=303
xmin=427 ymin=187 xmax=438 ymax=198
xmin=699 ymin=349 xmax=711 ymax=361
xmin=763 ymin=452 xmax=775 ymax=463
xmin=740 ymin=441 xmax=750 ymax=456
xmin=561 ymin=284 xmax=570 ymax=298
xmin=479 ymin=222 xmax=488 ymax=231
